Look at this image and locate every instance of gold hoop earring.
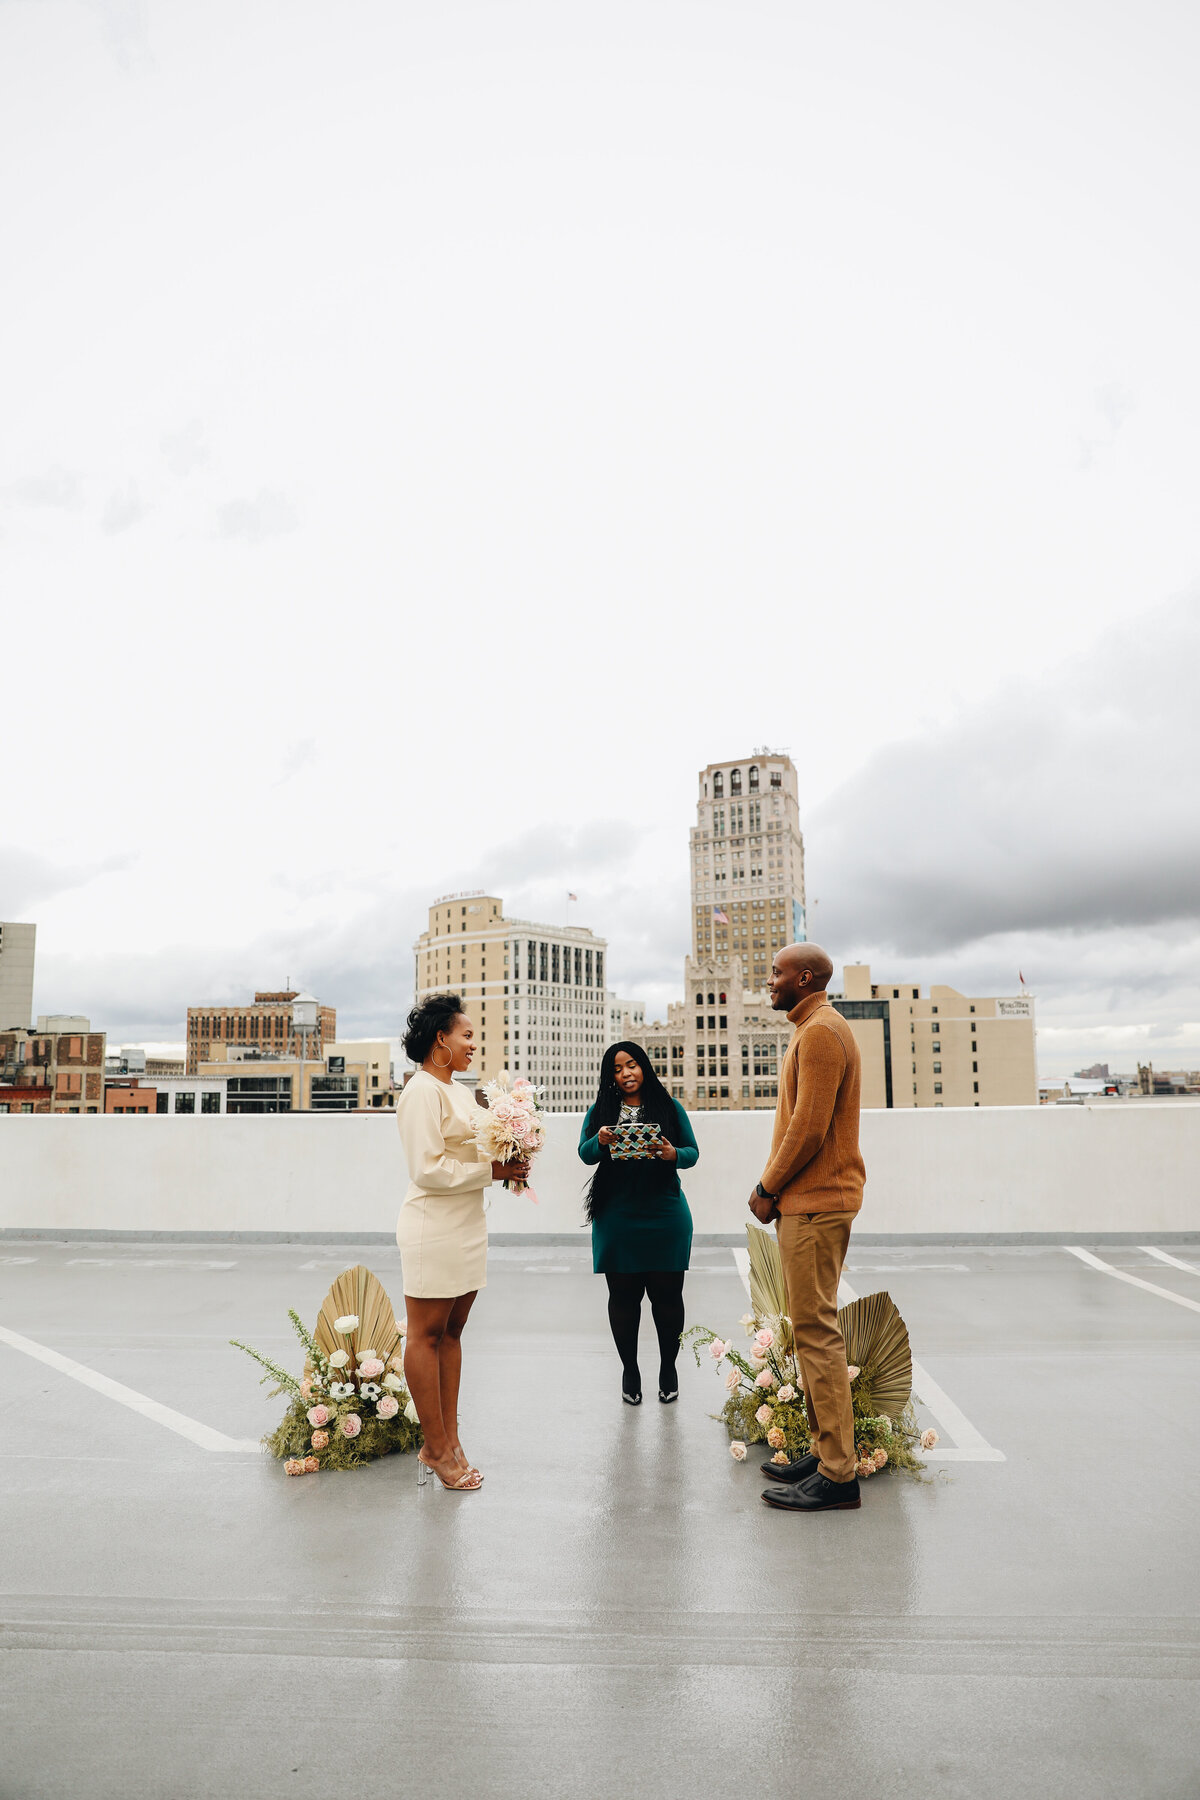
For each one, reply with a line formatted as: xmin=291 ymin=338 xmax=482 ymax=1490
xmin=431 ymin=1046 xmax=453 ymax=1069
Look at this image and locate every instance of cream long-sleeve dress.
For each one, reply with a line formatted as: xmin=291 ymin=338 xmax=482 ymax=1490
xmin=395 ymin=1071 xmax=492 ymax=1299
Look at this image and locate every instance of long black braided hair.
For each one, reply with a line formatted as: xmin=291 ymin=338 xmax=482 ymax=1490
xmin=583 ymin=1040 xmax=681 ymax=1223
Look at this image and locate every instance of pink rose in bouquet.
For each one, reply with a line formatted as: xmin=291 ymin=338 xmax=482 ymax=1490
xmin=474 ymin=1074 xmax=546 ymax=1201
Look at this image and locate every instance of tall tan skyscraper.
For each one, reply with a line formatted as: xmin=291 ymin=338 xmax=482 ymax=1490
xmin=0 ymin=922 xmax=36 ymax=1030
xmin=413 ymin=894 xmax=608 ymax=1112
xmin=690 ymin=753 xmax=807 ymax=985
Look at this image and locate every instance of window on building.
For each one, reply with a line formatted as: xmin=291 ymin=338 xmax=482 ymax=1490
xmin=713 ymin=773 xmax=724 ymax=797
xmin=730 ymin=769 xmax=742 ymax=794
xmin=932 ymin=1062 xmax=941 ymax=1074
xmin=201 ymin=1092 xmax=221 ymax=1114
xmin=933 ymin=1083 xmax=942 ymax=1094
xmin=769 ymin=770 xmax=781 ymax=787
xmin=174 ymin=1092 xmax=196 ymax=1114
xmin=973 ymin=1081 xmax=979 ymax=1093
xmin=749 ymin=765 xmax=759 ymax=790
xmin=156 ymin=1092 xmax=169 ymax=1114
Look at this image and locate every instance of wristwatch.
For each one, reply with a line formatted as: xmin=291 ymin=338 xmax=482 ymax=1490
xmin=755 ymin=1181 xmax=776 ymax=1200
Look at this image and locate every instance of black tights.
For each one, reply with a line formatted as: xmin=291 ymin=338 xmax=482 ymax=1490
xmin=604 ymin=1271 xmax=686 ymax=1396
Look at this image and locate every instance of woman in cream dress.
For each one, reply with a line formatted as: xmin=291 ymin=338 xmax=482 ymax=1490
xmin=395 ymin=992 xmax=528 ymax=1492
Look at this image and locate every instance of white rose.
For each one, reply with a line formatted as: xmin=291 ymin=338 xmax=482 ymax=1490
xmin=403 ymin=1397 xmax=420 ymax=1424
xmin=382 ymin=1372 xmax=404 ymax=1391
xmin=328 ymin=1350 xmax=349 ymax=1369
xmin=334 ymin=1314 xmax=359 ymax=1333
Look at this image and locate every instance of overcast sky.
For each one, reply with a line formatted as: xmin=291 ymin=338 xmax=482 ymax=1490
xmin=3 ymin=0 xmax=1198 ymax=1077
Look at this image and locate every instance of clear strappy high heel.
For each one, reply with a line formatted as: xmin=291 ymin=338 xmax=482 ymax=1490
xmin=417 ymin=1452 xmax=482 ymax=1491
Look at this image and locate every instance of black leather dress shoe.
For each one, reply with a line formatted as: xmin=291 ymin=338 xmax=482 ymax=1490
xmin=760 ymin=1471 xmax=861 ymax=1512
xmin=760 ymin=1452 xmax=819 ymax=1485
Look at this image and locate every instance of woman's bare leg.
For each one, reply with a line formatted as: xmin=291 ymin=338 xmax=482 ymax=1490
xmin=437 ymin=1290 xmax=477 ymax=1466
xmin=403 ymin=1296 xmax=455 ymax=1464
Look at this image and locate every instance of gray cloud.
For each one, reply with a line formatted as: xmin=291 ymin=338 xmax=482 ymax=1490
xmin=84 ymin=0 xmax=152 ymax=71
xmin=214 ymin=491 xmax=297 ymax=544
xmin=101 ymin=481 xmax=150 ymax=534
xmin=807 ymin=593 xmax=1200 ymax=957
xmin=6 ymin=467 xmax=84 ymax=509
xmin=1078 ymin=380 xmax=1136 ymax=471
xmin=160 ymin=419 xmax=209 ymax=477
xmin=0 ymin=848 xmax=134 ymax=915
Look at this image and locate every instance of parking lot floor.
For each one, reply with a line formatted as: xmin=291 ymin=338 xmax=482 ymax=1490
xmin=2 ymin=1236 xmax=1199 ymax=1800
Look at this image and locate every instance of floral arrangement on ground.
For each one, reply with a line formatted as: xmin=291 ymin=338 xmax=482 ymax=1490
xmin=231 ymin=1266 xmax=421 ymax=1476
xmin=683 ymin=1303 xmax=935 ymax=1483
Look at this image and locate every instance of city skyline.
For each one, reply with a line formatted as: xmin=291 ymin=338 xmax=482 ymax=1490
xmin=4 ymin=4 xmax=1199 ymax=1076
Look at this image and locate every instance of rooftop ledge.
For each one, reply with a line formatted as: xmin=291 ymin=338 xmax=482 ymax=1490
xmin=2 ymin=1103 xmax=1197 ymax=1241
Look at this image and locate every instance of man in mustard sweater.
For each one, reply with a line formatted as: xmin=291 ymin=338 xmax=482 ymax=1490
xmin=748 ymin=943 xmax=865 ymax=1513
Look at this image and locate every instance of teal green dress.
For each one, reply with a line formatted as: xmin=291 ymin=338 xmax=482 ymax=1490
xmin=579 ymin=1101 xmax=699 ymax=1274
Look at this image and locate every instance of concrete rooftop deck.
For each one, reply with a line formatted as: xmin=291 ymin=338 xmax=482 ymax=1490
xmin=3 ymin=1236 xmax=1200 ymax=1799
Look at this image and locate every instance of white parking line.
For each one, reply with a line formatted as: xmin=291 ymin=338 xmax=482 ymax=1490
xmin=847 ymin=1264 xmax=969 ymax=1273
xmin=66 ymin=1258 xmax=237 ymax=1270
xmin=0 ymin=1323 xmax=263 ymax=1453
xmin=1138 ymin=1245 xmax=1199 ymax=1276
xmin=1065 ymin=1246 xmax=1200 ymax=1315
xmin=731 ymin=1250 xmax=1004 ymax=1463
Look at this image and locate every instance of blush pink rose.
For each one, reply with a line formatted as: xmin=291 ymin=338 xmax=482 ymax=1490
xmin=754 ymin=1404 xmax=773 ymax=1427
xmin=376 ymin=1396 xmax=400 ymax=1419
xmin=920 ymin=1429 xmax=939 ymax=1450
xmin=340 ymin=1414 xmax=362 ymax=1438
xmin=306 ymin=1405 xmax=330 ymax=1428
xmin=357 ymin=1358 xmax=384 ymax=1380
xmin=754 ymin=1328 xmax=774 ymax=1350
xmin=777 ymin=1384 xmax=796 ymax=1403
xmin=724 ymin=1367 xmax=741 ymax=1390
xmin=754 ymin=1369 xmax=775 ymax=1389
xmin=729 ymin=1441 xmax=747 ymax=1461
xmin=708 ymin=1339 xmax=727 ymax=1359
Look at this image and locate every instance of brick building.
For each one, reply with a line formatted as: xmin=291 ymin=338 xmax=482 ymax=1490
xmin=0 ymin=1026 xmax=107 ymax=1113
xmin=186 ymin=990 xmax=336 ymax=1076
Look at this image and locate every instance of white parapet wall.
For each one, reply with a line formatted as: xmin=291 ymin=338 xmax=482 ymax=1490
xmin=1 ymin=1103 xmax=1198 ymax=1239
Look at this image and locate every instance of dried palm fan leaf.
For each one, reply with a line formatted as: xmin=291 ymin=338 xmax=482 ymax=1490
xmin=313 ymin=1266 xmax=402 ymax=1369
xmin=744 ymin=1225 xmax=794 ymax=1352
xmin=837 ymin=1291 xmax=912 ymax=1422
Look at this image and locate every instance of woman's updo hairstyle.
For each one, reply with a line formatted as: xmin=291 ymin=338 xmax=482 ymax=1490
xmin=403 ymin=992 xmax=464 ymax=1064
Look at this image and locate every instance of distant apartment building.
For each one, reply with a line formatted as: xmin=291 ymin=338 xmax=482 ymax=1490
xmin=690 ymin=754 xmax=807 ymax=987
xmin=834 ymin=964 xmax=1037 ymax=1107
xmin=196 ymin=1039 xmax=378 ymax=1112
xmin=0 ymin=922 xmax=36 ymax=1030
xmin=413 ymin=894 xmax=609 ymax=1111
xmin=625 ymin=957 xmax=794 ymax=1111
xmin=0 ymin=1025 xmax=107 ymax=1113
xmin=186 ymin=990 xmax=336 ymax=1075
xmin=104 ymin=1079 xmax=157 ymax=1115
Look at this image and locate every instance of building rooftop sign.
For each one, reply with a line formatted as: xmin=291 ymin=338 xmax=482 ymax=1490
xmin=434 ymin=890 xmax=487 ymax=904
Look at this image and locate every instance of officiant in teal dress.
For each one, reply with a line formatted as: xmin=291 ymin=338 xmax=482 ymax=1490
xmin=579 ymin=1041 xmax=698 ymax=1405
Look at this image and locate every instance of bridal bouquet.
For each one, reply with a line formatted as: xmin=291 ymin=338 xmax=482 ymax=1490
xmin=475 ymin=1073 xmax=546 ymax=1200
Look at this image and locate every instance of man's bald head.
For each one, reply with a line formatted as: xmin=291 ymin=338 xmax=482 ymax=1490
xmin=769 ymin=942 xmax=834 ymax=1013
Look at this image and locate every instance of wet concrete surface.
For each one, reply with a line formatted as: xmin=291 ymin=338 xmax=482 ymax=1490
xmin=2 ymin=1238 xmax=1199 ymax=1799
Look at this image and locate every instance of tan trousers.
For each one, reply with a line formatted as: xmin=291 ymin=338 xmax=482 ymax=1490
xmin=776 ymin=1211 xmax=856 ymax=1483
